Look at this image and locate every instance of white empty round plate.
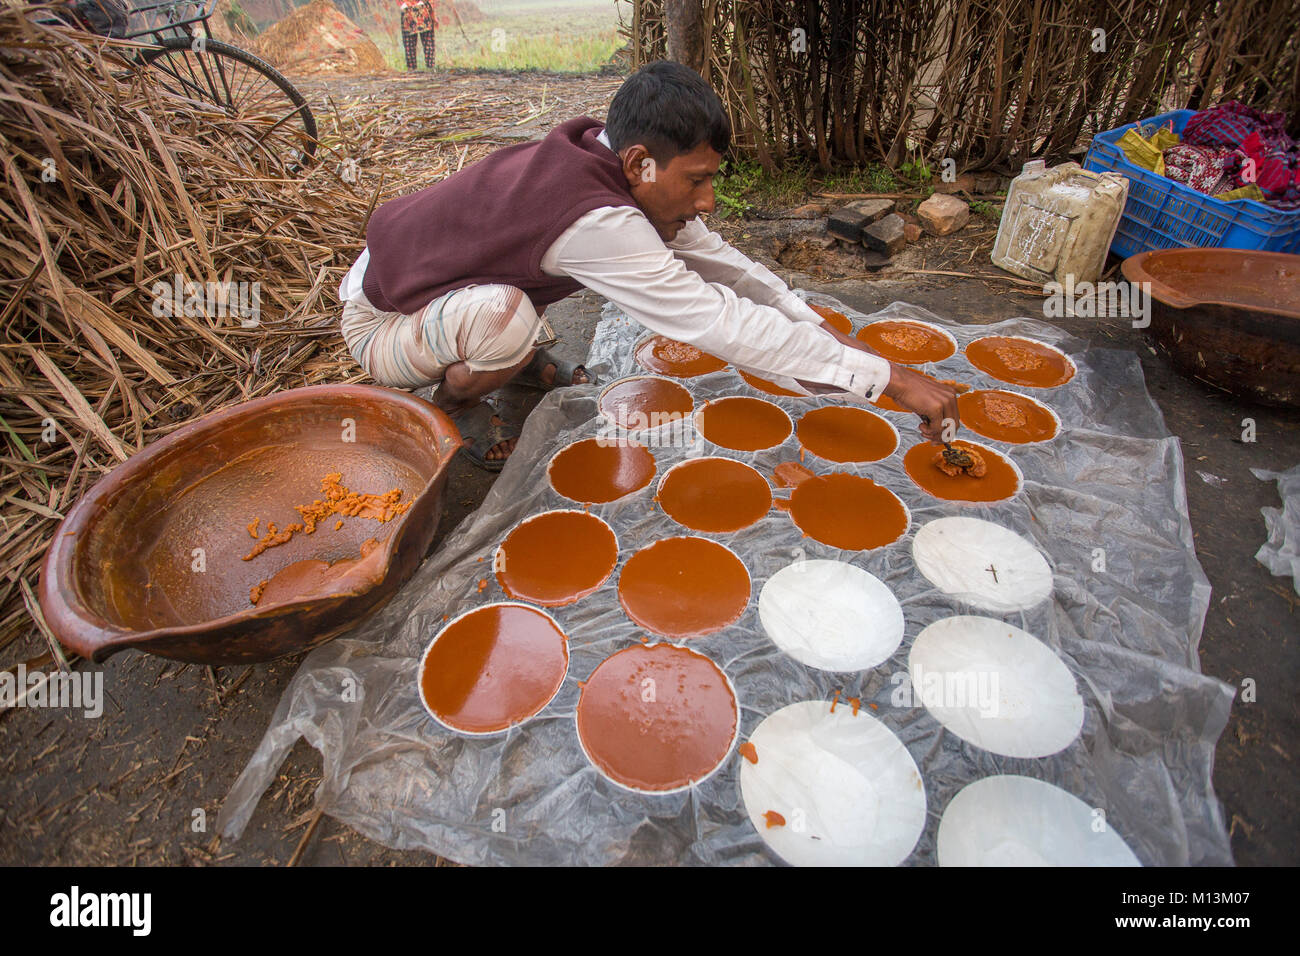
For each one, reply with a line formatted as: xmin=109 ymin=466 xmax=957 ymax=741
xmin=912 ymin=516 xmax=1053 ymax=613
xmin=740 ymin=700 xmax=926 ymax=866
xmin=938 ymin=775 xmax=1141 ymax=866
xmin=908 ymin=616 xmax=1083 ymax=758
xmin=758 ymin=560 xmax=904 ymax=671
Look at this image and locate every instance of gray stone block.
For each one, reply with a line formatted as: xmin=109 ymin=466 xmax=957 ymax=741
xmin=863 ymin=213 xmax=906 ymax=256
xmin=827 ymin=206 xmax=868 ymax=241
xmin=845 ymin=198 xmax=894 ymax=224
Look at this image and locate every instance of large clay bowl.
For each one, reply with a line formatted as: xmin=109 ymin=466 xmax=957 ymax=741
xmin=1122 ymin=248 xmax=1300 ymax=407
xmin=39 ymin=384 xmax=461 ymax=664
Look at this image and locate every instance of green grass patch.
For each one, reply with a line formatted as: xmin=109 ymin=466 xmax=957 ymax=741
xmin=969 ymin=199 xmax=1004 ymax=221
xmin=714 ymin=158 xmax=761 ymax=217
xmin=823 ymin=163 xmax=900 ymax=194
xmin=710 ymin=158 xmax=908 ymax=218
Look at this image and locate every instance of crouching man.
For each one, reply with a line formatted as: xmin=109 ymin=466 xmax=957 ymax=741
xmin=338 ymin=60 xmax=958 ymax=470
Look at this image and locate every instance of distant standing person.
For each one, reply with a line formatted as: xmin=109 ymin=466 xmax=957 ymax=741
xmin=399 ymin=0 xmax=437 ymax=71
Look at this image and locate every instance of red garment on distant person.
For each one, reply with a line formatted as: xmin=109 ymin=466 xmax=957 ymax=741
xmin=399 ymin=0 xmax=436 ymax=33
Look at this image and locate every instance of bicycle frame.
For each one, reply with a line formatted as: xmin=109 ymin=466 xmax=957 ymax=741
xmin=121 ymin=0 xmax=215 ymax=43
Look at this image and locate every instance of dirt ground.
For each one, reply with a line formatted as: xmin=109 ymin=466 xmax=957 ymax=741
xmin=1 ymin=69 xmax=1295 ymax=867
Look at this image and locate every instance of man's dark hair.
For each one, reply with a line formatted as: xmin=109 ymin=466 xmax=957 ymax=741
xmin=606 ymin=61 xmax=731 ymax=160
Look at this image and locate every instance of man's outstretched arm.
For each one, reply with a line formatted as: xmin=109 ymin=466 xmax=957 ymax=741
xmin=665 ymin=217 xmax=827 ymax=326
xmin=541 ymin=206 xmax=959 ymax=441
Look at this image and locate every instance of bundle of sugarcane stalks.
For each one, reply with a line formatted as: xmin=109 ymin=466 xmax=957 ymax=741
xmin=0 ymin=7 xmax=446 ymax=662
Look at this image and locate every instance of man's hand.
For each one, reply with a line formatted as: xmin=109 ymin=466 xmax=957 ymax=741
xmin=815 ymin=324 xmax=960 ymax=443
xmin=883 ymin=364 xmax=960 ymax=444
xmin=789 ymin=322 xmax=959 ymax=442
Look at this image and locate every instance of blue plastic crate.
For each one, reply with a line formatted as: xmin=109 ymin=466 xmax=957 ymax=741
xmin=1083 ymin=108 xmax=1300 ymax=257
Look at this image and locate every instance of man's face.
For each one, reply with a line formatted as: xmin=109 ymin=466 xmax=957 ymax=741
xmin=621 ymin=141 xmax=722 ymax=241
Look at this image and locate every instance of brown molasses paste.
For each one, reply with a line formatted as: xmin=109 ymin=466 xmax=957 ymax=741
xmin=252 ymin=537 xmax=384 ymax=606
xmin=856 ymin=320 xmax=956 ymax=364
xmin=599 ymin=376 xmax=694 ymax=431
xmin=657 ymin=458 xmax=772 ymax=533
xmin=738 ymin=370 xmax=803 ymax=397
xmin=966 ymin=335 xmax=1076 ymax=388
xmin=957 ymin=389 xmax=1059 ymax=444
xmin=903 ymin=439 xmax=1020 ymax=502
xmin=549 ymin=438 xmax=656 ymax=503
xmin=772 ymin=461 xmax=816 ymax=490
xmin=796 ymin=406 xmax=898 ymax=463
xmin=419 ymin=603 xmax=568 ymax=734
xmin=696 ymin=397 xmax=792 ymax=451
xmin=634 ymin=335 xmax=727 ymax=377
xmin=495 ymin=510 xmax=618 ymax=606
xmin=618 ymin=536 xmax=751 ymax=637
xmin=810 ymin=304 xmax=853 ymax=335
xmin=775 ymin=465 xmax=909 ymax=550
xmin=576 ymin=643 xmax=738 ymax=792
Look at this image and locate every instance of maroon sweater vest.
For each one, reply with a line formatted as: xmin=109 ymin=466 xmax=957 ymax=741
xmin=361 ymin=117 xmax=638 ymax=315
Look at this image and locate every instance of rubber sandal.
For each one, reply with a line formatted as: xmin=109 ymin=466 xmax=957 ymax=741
xmin=449 ymin=401 xmax=519 ymax=473
xmin=514 ymin=348 xmax=594 ymax=391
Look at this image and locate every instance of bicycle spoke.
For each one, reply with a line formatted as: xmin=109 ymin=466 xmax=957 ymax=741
xmin=226 ymin=54 xmax=272 ymax=107
xmin=139 ymin=38 xmax=316 ymax=175
xmin=148 ymin=52 xmax=208 ymax=103
xmin=201 ymin=41 xmax=239 ymax=107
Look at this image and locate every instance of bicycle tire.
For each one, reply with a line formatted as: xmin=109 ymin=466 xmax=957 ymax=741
xmin=141 ymin=35 xmax=318 ymax=174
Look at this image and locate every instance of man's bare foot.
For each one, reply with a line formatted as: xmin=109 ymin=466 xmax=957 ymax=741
xmin=539 ymin=361 xmax=590 ymax=388
xmin=445 ymin=401 xmax=521 ymax=472
xmin=482 ymin=416 xmax=517 ymax=462
xmin=442 ymin=401 xmax=516 ymax=460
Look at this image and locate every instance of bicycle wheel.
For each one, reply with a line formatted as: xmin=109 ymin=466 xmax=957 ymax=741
xmin=140 ymin=36 xmax=318 ymax=176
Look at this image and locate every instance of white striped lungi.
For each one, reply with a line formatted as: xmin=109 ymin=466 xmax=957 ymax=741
xmin=340 ymin=284 xmax=541 ymax=388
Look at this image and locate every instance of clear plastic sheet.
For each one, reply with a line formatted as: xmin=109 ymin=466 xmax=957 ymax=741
xmin=218 ymin=296 xmax=1235 ymax=865
xmin=1252 ymin=464 xmax=1300 ymax=597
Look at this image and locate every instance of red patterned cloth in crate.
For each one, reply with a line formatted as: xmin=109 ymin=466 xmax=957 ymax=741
xmin=1183 ymin=101 xmax=1287 ymax=150
xmin=1162 ymin=144 xmax=1232 ymax=195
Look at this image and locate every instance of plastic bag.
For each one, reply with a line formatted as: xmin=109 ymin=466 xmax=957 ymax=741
xmin=218 ymin=297 xmax=1235 ymax=865
xmin=1118 ymin=124 xmax=1179 ymax=177
xmin=1252 ymin=464 xmax=1300 ymax=596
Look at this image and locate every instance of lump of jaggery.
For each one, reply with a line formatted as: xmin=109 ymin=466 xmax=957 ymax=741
xmin=879 ymin=327 xmax=933 ymax=352
xmin=934 ymin=446 xmax=987 ymax=478
xmin=659 ymin=340 xmax=704 ymax=364
xmin=243 ymin=521 xmax=303 ymax=560
xmin=295 ymin=472 xmax=411 ymax=533
xmin=243 ymin=473 xmax=412 ymax=562
xmin=982 ymin=394 xmax=1028 ymax=429
xmin=993 ymin=345 xmax=1045 ymax=372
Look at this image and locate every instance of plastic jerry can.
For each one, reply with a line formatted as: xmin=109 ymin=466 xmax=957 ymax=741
xmin=992 ymin=160 xmax=1129 ymax=285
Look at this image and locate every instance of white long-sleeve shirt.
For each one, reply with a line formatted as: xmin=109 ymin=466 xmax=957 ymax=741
xmin=338 ymin=137 xmax=891 ymax=400
xmin=537 ymin=207 xmax=888 ymax=398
